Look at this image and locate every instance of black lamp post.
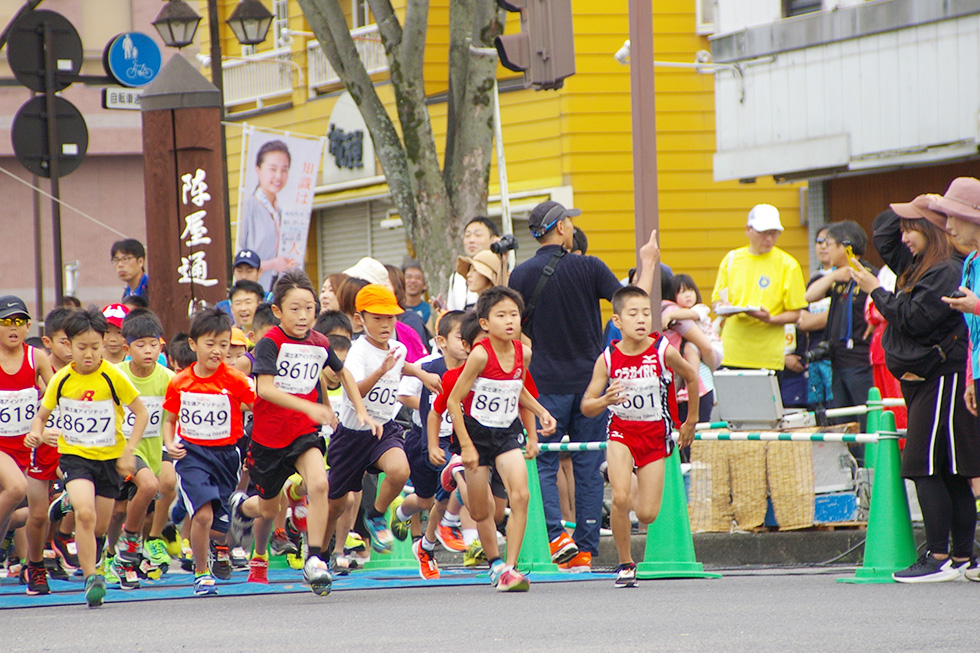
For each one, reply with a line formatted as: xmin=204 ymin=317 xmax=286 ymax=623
xmin=151 ymin=0 xmax=274 ymax=276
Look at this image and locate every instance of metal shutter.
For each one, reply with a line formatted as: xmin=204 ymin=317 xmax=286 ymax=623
xmin=317 ymin=203 xmax=370 ymax=277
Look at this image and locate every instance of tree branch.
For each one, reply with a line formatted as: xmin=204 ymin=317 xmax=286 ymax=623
xmin=297 ymin=0 xmax=416 ymax=228
xmin=444 ymin=0 xmax=475 ymax=175
xmin=366 ymin=0 xmax=402 ymax=48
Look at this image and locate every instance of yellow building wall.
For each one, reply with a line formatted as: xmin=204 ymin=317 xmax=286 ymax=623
xmin=209 ymin=0 xmax=809 ymax=298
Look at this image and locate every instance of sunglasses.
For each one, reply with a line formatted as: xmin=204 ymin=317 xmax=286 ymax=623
xmin=0 ymin=317 xmax=28 ymax=327
xmin=815 ymin=237 xmax=827 ymax=244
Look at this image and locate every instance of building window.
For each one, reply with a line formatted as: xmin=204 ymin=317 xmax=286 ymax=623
xmin=352 ymin=0 xmax=372 ymax=28
xmin=783 ymin=0 xmax=822 ymax=18
xmin=273 ymin=0 xmax=289 ymax=48
xmin=696 ymin=0 xmax=715 ymax=35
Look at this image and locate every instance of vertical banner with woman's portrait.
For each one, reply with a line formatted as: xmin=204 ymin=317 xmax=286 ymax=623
xmin=236 ymin=125 xmax=326 ymax=291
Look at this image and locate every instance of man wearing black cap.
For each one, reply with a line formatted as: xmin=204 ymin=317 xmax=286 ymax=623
xmin=509 ymin=200 xmax=622 ymax=571
xmin=217 ymin=249 xmax=269 ymax=316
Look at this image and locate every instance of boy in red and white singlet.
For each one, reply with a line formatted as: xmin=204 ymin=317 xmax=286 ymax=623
xmin=447 ymin=286 xmax=556 ymax=592
xmin=582 ymin=286 xmax=699 ymax=588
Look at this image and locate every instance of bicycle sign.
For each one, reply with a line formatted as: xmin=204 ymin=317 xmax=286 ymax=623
xmin=103 ymin=32 xmax=161 ymax=88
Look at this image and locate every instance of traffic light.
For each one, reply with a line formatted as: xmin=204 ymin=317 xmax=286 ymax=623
xmin=495 ymin=0 xmax=575 ymax=90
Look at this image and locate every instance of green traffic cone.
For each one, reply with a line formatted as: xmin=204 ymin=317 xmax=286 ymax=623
xmin=517 ymin=456 xmax=559 ymax=572
xmin=864 ymin=387 xmax=882 ymax=470
xmin=636 ymin=447 xmax=721 ymax=580
xmin=363 ymin=474 xmax=417 ymax=570
xmin=839 ymin=410 xmax=916 ymax=583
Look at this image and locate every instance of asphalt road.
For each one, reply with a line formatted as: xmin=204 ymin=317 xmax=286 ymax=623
xmin=4 ymin=568 xmax=977 ymax=652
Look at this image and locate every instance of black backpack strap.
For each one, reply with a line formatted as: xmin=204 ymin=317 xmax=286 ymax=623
xmin=521 ymin=249 xmax=566 ymax=329
xmin=55 ymin=374 xmax=71 ymax=406
xmin=100 ymin=372 xmax=121 ymax=406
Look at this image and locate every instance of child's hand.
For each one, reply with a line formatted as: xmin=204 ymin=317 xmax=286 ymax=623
xmin=358 ymin=412 xmax=383 ymax=438
xmin=461 ymin=444 xmax=480 ymax=470
xmin=421 ymin=371 xmax=442 ymax=395
xmin=537 ymin=410 xmax=557 ymax=436
xmin=380 ymin=349 xmax=402 ymax=374
xmin=429 ymin=447 xmax=446 ymax=467
xmin=523 ymin=437 xmax=539 ymax=460
xmin=166 ymin=441 xmax=186 ymax=460
xmin=116 ymin=452 xmax=136 ymax=477
xmin=307 ymin=402 xmax=335 ymax=425
xmin=603 ymin=381 xmax=627 ymax=407
xmin=24 ymin=432 xmax=41 ymax=448
xmin=678 ymin=422 xmax=696 ymax=448
xmin=41 ymin=428 xmax=60 ymax=446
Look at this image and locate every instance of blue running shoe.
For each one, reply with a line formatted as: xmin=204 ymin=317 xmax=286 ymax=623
xmin=194 ymin=573 xmax=218 ymax=596
xmin=362 ymin=514 xmax=393 ymax=554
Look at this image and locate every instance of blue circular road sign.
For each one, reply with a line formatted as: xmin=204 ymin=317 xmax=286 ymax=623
xmin=103 ymin=32 xmax=162 ymax=88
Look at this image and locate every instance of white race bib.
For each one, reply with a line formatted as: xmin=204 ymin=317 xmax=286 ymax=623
xmin=0 ymin=388 xmax=38 ymax=437
xmin=123 ymin=396 xmax=164 ymax=439
xmin=273 ymin=343 xmax=326 ymax=395
xmin=430 ymin=395 xmax=454 ymax=438
xmin=45 ymin=406 xmax=63 ymax=432
xmin=60 ymin=399 xmax=116 ymax=448
xmin=608 ymin=376 xmax=663 ymax=422
xmin=178 ymin=392 xmax=232 ymax=441
xmin=363 ymin=375 xmax=400 ymax=422
xmin=470 ymin=378 xmax=522 ymax=428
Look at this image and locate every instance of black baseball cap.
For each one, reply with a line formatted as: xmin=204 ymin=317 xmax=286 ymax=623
xmin=233 ymin=249 xmax=261 ymax=269
xmin=0 ymin=295 xmax=30 ymax=320
xmin=528 ymin=201 xmax=581 ymax=238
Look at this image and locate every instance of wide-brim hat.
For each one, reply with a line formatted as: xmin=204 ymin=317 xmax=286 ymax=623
xmin=456 ymin=250 xmax=501 ymax=285
xmin=929 ymin=177 xmax=980 ymax=224
xmin=889 ymin=194 xmax=948 ymax=232
xmin=343 ymin=257 xmax=390 ymax=287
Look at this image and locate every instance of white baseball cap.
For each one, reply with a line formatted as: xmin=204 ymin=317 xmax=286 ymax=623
xmin=746 ymin=204 xmax=784 ymax=232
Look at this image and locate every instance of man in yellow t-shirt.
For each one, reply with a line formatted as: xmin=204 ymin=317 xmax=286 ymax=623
xmin=707 ymin=204 xmax=808 ymax=532
xmin=711 ymin=204 xmax=807 ymax=371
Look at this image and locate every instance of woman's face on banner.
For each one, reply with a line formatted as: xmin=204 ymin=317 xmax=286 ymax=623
xmin=256 ymin=150 xmax=290 ymax=198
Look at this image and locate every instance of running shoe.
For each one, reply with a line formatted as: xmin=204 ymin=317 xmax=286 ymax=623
xmin=44 ymin=550 xmax=69 ymax=580
xmin=390 ymin=496 xmax=411 ymax=542
xmin=440 ymin=454 xmax=464 ymax=492
xmin=26 ymin=563 xmax=50 ymax=596
xmin=0 ymin=530 xmax=14 ymax=564
xmin=231 ymin=546 xmax=249 ymax=569
xmin=247 ymin=556 xmax=269 ymax=584
xmin=143 ymin=538 xmax=171 ymax=570
xmin=47 ymin=492 xmax=72 ymax=524
xmin=227 ymin=491 xmax=254 ymax=547
xmin=363 ymin=514 xmax=394 ymax=554
xmin=287 ymin=487 xmax=309 ymax=534
xmin=436 ymin=523 xmax=466 ymax=552
xmin=53 ymin=532 xmax=80 ymax=569
xmin=84 ymin=573 xmax=106 ymax=607
xmin=952 ymin=557 xmax=975 ymax=581
xmin=303 ymin=556 xmax=333 ymax=596
xmin=113 ymin=556 xmax=141 ymax=590
xmin=488 ymin=559 xmax=506 ymax=587
xmin=615 ymin=562 xmax=637 ymax=588
xmin=331 ymin=553 xmax=351 ymax=576
xmin=463 ymin=540 xmax=486 ymax=567
xmin=210 ymin=542 xmax=233 ymax=581
xmin=963 ymin=559 xmax=980 ymax=582
xmin=344 ymin=532 xmax=367 ymax=553
xmin=549 ymin=532 xmax=578 ymax=565
xmin=892 ymin=553 xmax=962 ymax=583
xmin=270 ymin=528 xmax=299 ymax=556
xmin=193 ymin=573 xmax=217 ymax=596
xmin=116 ymin=530 xmax=142 ymax=564
xmin=560 ymin=551 xmax=592 ymax=573
xmin=412 ymin=539 xmax=440 ymax=580
xmin=102 ymin=555 xmax=120 ymax=585
xmin=162 ymin=523 xmax=183 ymax=558
xmin=495 ymin=567 xmax=530 ymax=592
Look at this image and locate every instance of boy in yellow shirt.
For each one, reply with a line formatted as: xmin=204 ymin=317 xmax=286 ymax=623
xmin=27 ymin=308 xmax=148 ymax=608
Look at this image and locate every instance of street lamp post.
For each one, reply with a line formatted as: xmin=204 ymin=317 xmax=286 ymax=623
xmin=152 ymin=0 xmax=273 ymax=275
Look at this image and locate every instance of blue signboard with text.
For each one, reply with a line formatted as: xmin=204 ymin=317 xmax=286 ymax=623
xmin=104 ymin=32 xmax=161 ymax=88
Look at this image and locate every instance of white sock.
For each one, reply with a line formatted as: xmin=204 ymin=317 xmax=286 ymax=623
xmin=462 ymin=528 xmax=478 ymax=546
xmin=395 ymin=505 xmax=410 ymax=522
xmin=441 ymin=513 xmax=461 ymax=528
xmin=420 ymin=536 xmax=436 ymax=552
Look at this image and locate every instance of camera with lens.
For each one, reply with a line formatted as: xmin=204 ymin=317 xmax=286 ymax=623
xmin=490 ymin=233 xmax=519 ymax=255
xmin=804 ymin=340 xmax=831 ymax=364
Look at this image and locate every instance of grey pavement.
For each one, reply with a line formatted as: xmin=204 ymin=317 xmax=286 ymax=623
xmin=3 ymin=568 xmax=977 ymax=652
